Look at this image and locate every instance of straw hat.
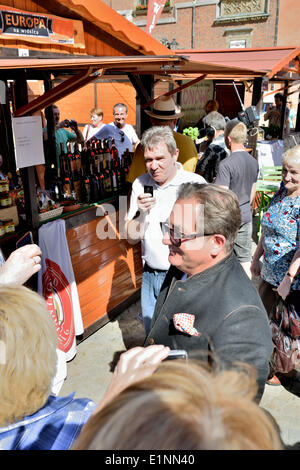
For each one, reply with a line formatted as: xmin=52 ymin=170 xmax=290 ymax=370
xmin=145 ymin=96 xmax=184 ymax=120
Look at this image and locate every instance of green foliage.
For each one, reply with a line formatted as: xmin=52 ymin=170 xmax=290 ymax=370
xmin=182 ymin=127 xmax=199 ymax=141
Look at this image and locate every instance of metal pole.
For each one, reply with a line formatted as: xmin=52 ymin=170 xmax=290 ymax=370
xmin=191 ymin=0 xmax=196 ymax=49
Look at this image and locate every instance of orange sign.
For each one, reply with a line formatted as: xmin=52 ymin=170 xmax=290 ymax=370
xmin=0 ymin=4 xmax=85 ymax=48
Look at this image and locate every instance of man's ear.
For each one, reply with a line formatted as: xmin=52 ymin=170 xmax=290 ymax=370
xmin=173 ymin=148 xmax=179 ymax=162
xmin=210 ymin=234 xmax=226 ymax=256
xmin=225 ymin=135 xmax=231 ymax=150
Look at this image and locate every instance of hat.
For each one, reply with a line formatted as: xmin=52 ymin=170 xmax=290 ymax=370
xmin=145 ymin=96 xmax=184 ymax=120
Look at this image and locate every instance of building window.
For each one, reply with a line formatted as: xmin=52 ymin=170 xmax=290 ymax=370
xmin=224 ymin=28 xmax=253 ymax=48
xmin=216 ymin=0 xmax=269 ymax=23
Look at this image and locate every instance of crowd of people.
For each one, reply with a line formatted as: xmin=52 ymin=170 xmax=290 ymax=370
xmin=0 ymin=94 xmax=299 ymax=451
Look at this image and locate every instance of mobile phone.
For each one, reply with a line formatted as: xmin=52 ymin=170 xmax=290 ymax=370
xmin=16 ymin=231 xmax=33 ymax=249
xmin=144 ymin=185 xmax=153 ymax=196
xmin=164 ymin=349 xmax=188 ymax=361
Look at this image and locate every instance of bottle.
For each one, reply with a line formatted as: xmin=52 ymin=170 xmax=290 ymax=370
xmin=97 ymin=140 xmax=104 ymax=164
xmin=109 ymin=161 xmax=118 ymax=193
xmin=97 ymin=162 xmax=105 ymax=199
xmin=103 ymin=139 xmax=111 ymax=164
xmin=103 ymin=161 xmax=112 ymax=195
xmin=82 ymin=171 xmax=91 ymax=203
xmin=114 ymin=160 xmax=122 ymax=192
xmin=58 ymin=143 xmax=67 ymax=180
xmin=89 ymin=164 xmax=99 ymax=202
xmin=120 ymin=157 xmax=129 ymax=194
xmin=110 ymin=138 xmax=119 ymax=162
xmin=73 ymin=144 xmax=83 ymax=202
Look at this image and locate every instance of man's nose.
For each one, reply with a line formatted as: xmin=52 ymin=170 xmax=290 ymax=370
xmin=162 ymin=231 xmax=171 ymax=245
xmin=150 ymin=160 xmax=158 ymax=170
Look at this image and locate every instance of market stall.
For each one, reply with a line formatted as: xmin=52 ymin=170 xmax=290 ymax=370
xmin=0 ymin=0 xmax=176 ymax=342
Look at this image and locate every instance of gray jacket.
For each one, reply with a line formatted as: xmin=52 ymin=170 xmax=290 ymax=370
xmin=145 ymin=252 xmax=273 ymax=401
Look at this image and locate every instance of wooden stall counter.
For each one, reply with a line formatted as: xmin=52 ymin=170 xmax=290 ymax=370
xmin=62 ymin=199 xmax=143 ymax=340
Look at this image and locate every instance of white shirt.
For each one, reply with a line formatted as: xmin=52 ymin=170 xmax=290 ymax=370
xmin=126 ymin=163 xmax=206 ymax=270
xmin=109 ymin=122 xmax=139 ymax=148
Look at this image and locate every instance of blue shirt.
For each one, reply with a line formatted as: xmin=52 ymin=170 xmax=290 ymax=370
xmin=0 ymin=394 xmax=96 ymax=450
xmin=261 ymin=187 xmax=300 ymax=290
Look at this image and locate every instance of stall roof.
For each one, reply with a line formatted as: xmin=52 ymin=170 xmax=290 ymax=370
xmin=35 ymin=0 xmax=172 ymax=57
xmin=175 ymin=46 xmax=300 ymax=79
xmin=8 ymin=54 xmax=266 ymax=117
xmin=0 ymin=54 xmax=265 ymax=77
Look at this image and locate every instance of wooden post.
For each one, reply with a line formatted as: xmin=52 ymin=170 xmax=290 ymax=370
xmin=279 ymin=80 xmax=288 ymax=140
xmin=128 ymin=73 xmax=153 ymax=137
xmin=14 ymin=72 xmax=39 ymax=230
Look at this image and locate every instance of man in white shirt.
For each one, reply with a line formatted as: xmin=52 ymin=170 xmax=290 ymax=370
xmin=109 ymin=103 xmax=139 ymax=151
xmin=125 ymin=126 xmax=206 ymax=333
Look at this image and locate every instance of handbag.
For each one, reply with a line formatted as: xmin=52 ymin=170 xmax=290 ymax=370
xmin=269 ymin=292 xmax=300 ymax=374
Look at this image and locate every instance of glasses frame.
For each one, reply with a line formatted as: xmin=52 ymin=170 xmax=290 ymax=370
xmin=160 ymin=221 xmax=214 ymax=247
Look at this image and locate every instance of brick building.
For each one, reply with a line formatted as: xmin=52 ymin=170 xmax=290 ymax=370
xmin=114 ymin=0 xmax=281 ymax=50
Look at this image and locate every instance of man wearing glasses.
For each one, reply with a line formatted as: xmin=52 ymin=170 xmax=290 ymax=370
xmin=144 ymin=183 xmax=273 ymax=401
xmin=125 ymin=126 xmax=205 ymax=334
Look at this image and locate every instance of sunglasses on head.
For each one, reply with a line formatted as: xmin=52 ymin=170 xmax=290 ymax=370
xmin=160 ymin=221 xmax=214 ymax=247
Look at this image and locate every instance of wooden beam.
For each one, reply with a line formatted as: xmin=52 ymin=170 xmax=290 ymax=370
xmin=14 ymin=72 xmax=40 ymax=230
xmin=14 ymin=67 xmax=103 ymax=117
xmin=142 ymin=74 xmax=207 ymax=108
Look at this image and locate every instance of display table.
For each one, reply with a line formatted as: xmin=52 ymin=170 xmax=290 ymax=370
xmin=256 ymin=140 xmax=284 ymax=176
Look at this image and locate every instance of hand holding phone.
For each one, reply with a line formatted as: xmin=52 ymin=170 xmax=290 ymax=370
xmin=164 ymin=349 xmax=188 ymax=361
xmin=144 ymin=185 xmax=153 ymax=197
xmin=138 ymin=188 xmax=155 ymax=213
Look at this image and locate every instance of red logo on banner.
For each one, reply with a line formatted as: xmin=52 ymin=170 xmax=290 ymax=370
xmin=146 ymin=0 xmax=167 ymax=35
xmin=42 ymin=258 xmax=75 ymax=353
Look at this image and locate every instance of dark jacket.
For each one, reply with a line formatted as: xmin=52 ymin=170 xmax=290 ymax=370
xmin=144 ymin=252 xmax=273 ymax=401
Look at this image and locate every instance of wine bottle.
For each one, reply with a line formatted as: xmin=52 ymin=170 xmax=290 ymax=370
xmin=103 ymin=160 xmax=112 ymax=195
xmin=109 ymin=161 xmax=118 ymax=193
xmin=110 ymin=138 xmax=119 ymax=162
xmin=103 ymin=139 xmax=111 ymax=164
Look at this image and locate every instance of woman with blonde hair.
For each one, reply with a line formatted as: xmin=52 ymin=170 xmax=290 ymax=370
xmin=83 ymin=107 xmax=105 ymax=141
xmin=0 ymin=286 xmax=96 ymax=450
xmin=73 ymin=356 xmax=283 ymax=450
xmin=251 ymin=145 xmax=300 ymax=386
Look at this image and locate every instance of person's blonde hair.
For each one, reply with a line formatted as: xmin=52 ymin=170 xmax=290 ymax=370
xmin=0 ymin=286 xmax=57 ymax=426
xmin=225 ymin=120 xmax=247 ymax=144
xmin=73 ymin=360 xmax=283 ymax=450
xmin=282 ymin=145 xmax=300 ymax=166
xmin=90 ymin=107 xmax=103 ymax=118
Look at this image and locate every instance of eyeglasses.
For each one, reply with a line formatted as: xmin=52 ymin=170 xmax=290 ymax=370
xmin=160 ymin=221 xmax=214 ymax=247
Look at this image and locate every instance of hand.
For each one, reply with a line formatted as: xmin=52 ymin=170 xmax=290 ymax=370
xmin=58 ymin=119 xmax=70 ymax=129
xmin=137 ymin=193 xmax=156 ymax=213
xmin=0 ymin=244 xmax=42 ymax=287
xmin=95 ymin=345 xmax=170 ymax=412
xmin=250 ymin=258 xmax=261 ymax=277
xmin=277 ymin=275 xmax=292 ymax=300
xmin=69 ymin=119 xmax=78 ymax=131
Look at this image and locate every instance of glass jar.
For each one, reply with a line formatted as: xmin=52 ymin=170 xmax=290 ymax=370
xmin=0 ymin=221 xmax=5 ymax=237
xmin=0 ymin=193 xmax=11 ymax=208
xmin=2 ymin=218 xmax=15 ymax=233
xmin=0 ymin=180 xmax=9 ymax=193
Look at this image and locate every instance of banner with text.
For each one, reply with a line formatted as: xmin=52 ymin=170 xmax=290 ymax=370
xmin=146 ymin=0 xmax=167 ymax=35
xmin=0 ymin=5 xmax=85 ymax=48
xmin=179 ymin=80 xmax=214 ymax=130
